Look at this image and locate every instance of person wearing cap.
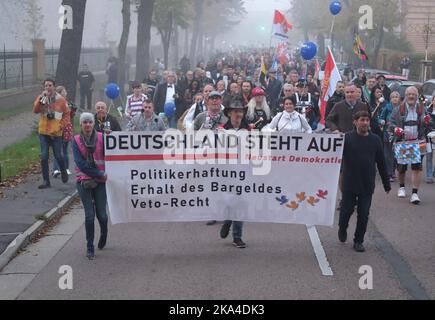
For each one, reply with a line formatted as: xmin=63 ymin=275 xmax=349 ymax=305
xmin=73 ymin=113 xmax=108 ymax=260
xmin=260 ymin=67 xmax=282 ymax=110
xmin=246 ymin=87 xmax=271 ymax=130
xmin=294 ymin=78 xmax=321 ymax=131
xmin=125 ymin=81 xmax=148 ymax=119
xmin=220 ymin=100 xmax=249 ymax=249
xmin=376 ymin=74 xmax=391 ymax=102
xmin=126 ymin=99 xmax=167 ymax=132
xmin=193 ymin=91 xmax=228 ymax=131
xmin=263 ymin=95 xmax=312 ymax=134
xmin=153 ymin=71 xmax=184 ymax=128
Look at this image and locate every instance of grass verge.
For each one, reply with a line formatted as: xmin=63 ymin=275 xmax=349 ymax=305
xmin=0 ymin=104 xmax=32 ymax=121
xmin=0 ymin=133 xmax=40 ymax=181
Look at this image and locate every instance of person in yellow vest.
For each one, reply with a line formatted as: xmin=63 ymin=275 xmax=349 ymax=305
xmin=32 ymin=78 xmax=70 ymax=189
xmin=73 ymin=113 xmax=108 ymax=260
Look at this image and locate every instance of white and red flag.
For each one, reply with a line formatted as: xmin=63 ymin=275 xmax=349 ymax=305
xmin=272 ymin=10 xmax=293 ymax=40
xmin=320 ymin=47 xmax=342 ymax=124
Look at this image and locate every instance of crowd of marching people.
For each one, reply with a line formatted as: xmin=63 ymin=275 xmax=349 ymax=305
xmin=32 ymin=48 xmax=435 ymax=258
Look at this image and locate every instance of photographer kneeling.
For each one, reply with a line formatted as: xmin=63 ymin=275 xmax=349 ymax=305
xmin=73 ymin=113 xmax=108 ymax=260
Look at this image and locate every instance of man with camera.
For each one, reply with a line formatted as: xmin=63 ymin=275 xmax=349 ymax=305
xmin=32 ymin=78 xmax=70 ymax=189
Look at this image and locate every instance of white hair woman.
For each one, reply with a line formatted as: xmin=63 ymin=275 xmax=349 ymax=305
xmin=246 ymin=87 xmax=271 ymax=130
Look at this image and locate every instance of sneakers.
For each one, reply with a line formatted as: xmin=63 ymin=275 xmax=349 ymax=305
xmin=98 ymin=233 xmax=107 ymax=250
xmin=338 ymin=228 xmax=347 ymax=243
xmin=61 ymin=170 xmax=69 ymax=183
xmin=66 ymin=169 xmax=72 ymax=176
xmin=53 ymin=170 xmax=61 ymax=178
xmin=426 ymin=177 xmax=434 ymax=184
xmin=38 ymin=182 xmax=51 ymax=189
xmin=397 ymin=187 xmax=406 ymax=198
xmin=232 ymin=238 xmax=246 ymax=249
xmin=410 ymin=193 xmax=421 ymax=205
xmin=86 ymin=247 xmax=95 ymax=260
xmin=353 ymin=242 xmax=366 ymax=253
xmin=220 ymin=222 xmax=231 ymax=239
xmin=206 ymin=220 xmax=217 ymax=226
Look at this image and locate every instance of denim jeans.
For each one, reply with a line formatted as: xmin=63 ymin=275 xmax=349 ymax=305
xmin=53 ymin=141 xmax=70 ymax=172
xmin=224 ymin=220 xmax=244 ymax=239
xmin=39 ymin=134 xmax=66 ymax=183
xmin=426 ymin=152 xmax=434 ymax=179
xmin=338 ymin=192 xmax=373 ymax=244
xmin=77 ymin=182 xmax=108 ymax=250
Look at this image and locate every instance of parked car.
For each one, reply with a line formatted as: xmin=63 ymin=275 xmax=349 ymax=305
xmin=422 ymin=79 xmax=435 ymax=105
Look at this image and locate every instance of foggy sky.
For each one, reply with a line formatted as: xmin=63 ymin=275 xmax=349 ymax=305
xmin=0 ymin=0 xmax=295 ymax=51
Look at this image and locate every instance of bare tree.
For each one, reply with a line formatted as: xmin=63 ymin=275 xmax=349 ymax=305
xmin=55 ymin=0 xmax=87 ymax=103
xmin=135 ymin=0 xmax=155 ymax=82
xmin=118 ymin=0 xmax=131 ymax=97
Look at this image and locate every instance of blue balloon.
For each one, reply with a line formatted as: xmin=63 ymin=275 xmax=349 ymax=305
xmin=164 ymin=102 xmax=176 ymax=118
xmin=105 ymin=83 xmax=120 ymax=100
xmin=300 ymin=41 xmax=317 ymax=61
xmin=329 ymin=1 xmax=342 ymax=15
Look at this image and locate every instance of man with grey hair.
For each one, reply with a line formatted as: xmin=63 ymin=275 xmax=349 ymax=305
xmin=153 ymin=70 xmax=184 ymax=128
xmin=389 ymin=86 xmax=427 ymax=205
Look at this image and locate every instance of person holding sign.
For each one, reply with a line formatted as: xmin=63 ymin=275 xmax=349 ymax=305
xmin=339 ymin=111 xmax=391 ymax=253
xmin=220 ymin=100 xmax=250 ymax=248
xmin=73 ymin=113 xmax=108 ymax=260
xmin=389 ymin=86 xmax=429 ymax=205
xmin=126 ymin=100 xmax=167 ymax=132
xmin=262 ymin=96 xmax=312 ymax=134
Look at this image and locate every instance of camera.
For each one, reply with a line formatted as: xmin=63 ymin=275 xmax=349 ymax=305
xmin=47 ymin=111 xmax=55 ymax=120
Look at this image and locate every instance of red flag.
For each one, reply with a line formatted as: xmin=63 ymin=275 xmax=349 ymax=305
xmin=272 ymin=10 xmax=293 ymax=40
xmin=320 ymin=47 xmax=342 ymax=125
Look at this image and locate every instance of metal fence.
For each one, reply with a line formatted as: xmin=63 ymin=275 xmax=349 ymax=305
xmin=0 ymin=46 xmax=36 ymax=90
xmin=1 ymin=45 xmax=135 ymax=91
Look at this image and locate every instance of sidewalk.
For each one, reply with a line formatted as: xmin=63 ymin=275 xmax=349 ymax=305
xmin=0 ymin=170 xmax=77 ymax=256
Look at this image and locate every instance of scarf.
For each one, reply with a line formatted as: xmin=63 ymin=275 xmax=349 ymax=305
xmin=208 ymin=111 xmax=221 ymax=128
xmin=80 ymin=129 xmax=98 ymax=168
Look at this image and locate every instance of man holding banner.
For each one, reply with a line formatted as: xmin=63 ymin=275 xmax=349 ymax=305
xmin=389 ymin=87 xmax=429 ymax=205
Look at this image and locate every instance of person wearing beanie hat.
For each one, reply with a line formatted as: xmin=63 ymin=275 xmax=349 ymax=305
xmin=80 ymin=112 xmax=95 ymax=124
xmin=73 ymin=111 xmax=108 ymax=260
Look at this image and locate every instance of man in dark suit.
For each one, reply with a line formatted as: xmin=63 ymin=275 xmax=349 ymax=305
xmin=153 ymin=71 xmax=184 ymax=128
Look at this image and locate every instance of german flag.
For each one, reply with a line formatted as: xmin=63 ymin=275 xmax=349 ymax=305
xmin=353 ymin=34 xmax=368 ymax=61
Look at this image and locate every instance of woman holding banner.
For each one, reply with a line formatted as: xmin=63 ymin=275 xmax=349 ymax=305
xmin=262 ymin=96 xmax=312 ymax=134
xmin=73 ymin=113 xmax=108 ymax=260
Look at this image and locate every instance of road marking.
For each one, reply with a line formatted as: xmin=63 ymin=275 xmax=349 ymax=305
xmin=306 ymin=225 xmax=334 ymax=276
xmin=0 ymin=233 xmax=21 ymax=236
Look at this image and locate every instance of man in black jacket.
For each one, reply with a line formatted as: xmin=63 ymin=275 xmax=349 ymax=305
xmin=153 ymin=71 xmax=184 ymax=127
xmin=325 ymin=81 xmax=345 ymax=120
xmin=338 ymin=111 xmax=391 ymax=252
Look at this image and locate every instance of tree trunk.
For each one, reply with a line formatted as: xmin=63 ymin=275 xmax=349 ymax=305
xmin=162 ymin=11 xmax=173 ymax=69
xmin=317 ymin=33 xmax=325 ymax=59
xmin=136 ymin=0 xmax=155 ymax=82
xmin=172 ymin=25 xmax=179 ymax=69
xmin=373 ymin=23 xmax=385 ymax=69
xmin=189 ymin=0 xmax=203 ymax=67
xmin=55 ymin=0 xmax=87 ymax=104
xmin=184 ymin=28 xmax=189 ymax=56
xmin=118 ymin=0 xmax=131 ymax=98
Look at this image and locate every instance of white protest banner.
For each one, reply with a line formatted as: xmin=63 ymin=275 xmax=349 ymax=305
xmin=105 ymin=131 xmax=343 ymax=226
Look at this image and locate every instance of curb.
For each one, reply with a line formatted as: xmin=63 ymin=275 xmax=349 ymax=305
xmin=0 ymin=191 xmax=79 ymax=272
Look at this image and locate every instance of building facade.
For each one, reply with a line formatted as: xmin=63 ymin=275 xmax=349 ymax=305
xmin=401 ymin=0 xmax=435 ymax=54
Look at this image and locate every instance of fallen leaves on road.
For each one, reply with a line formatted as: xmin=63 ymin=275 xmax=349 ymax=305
xmin=0 ymin=163 xmax=41 ymax=199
